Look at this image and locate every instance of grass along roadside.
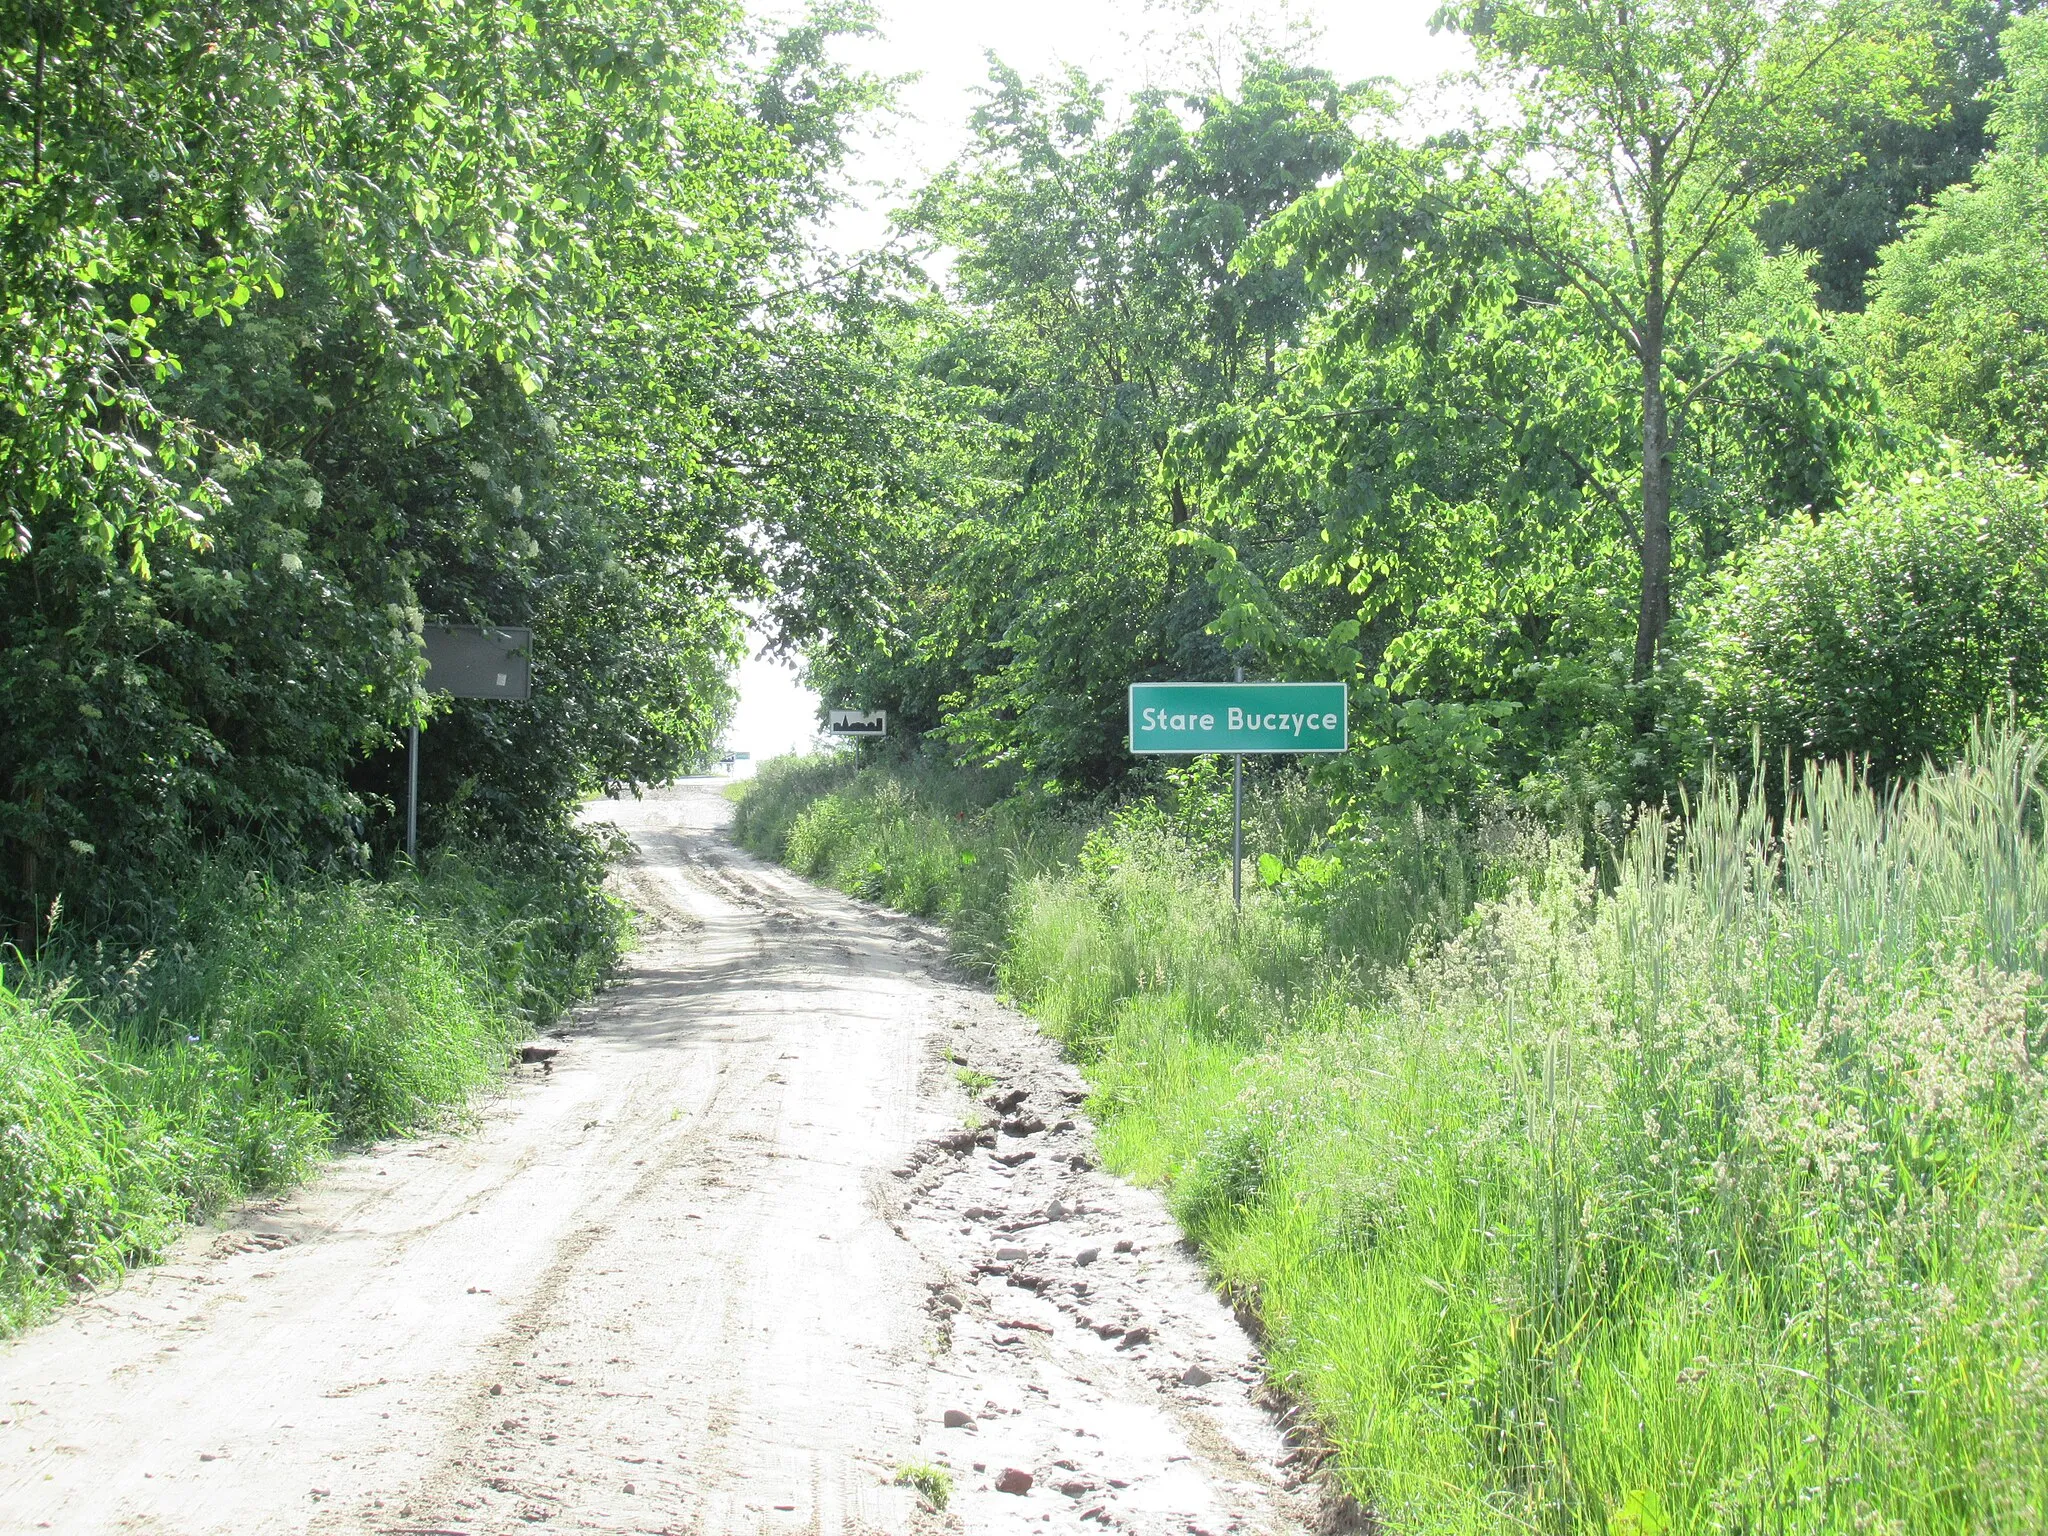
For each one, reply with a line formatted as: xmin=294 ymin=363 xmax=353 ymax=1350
xmin=0 ymin=837 xmax=626 ymax=1334
xmin=730 ymin=753 xmax=1091 ymax=970
xmin=734 ymin=739 xmax=2048 ymax=1533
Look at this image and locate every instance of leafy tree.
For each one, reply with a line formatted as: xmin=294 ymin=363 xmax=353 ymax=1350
xmin=807 ymin=56 xmax=1368 ymax=788
xmin=1853 ymin=9 xmax=2048 ymax=468
xmin=1435 ymin=0 xmax=1933 ymax=686
xmin=1759 ymin=0 xmax=2039 ymax=310
xmin=0 ymin=0 xmax=894 ymax=939
xmin=1173 ymin=129 xmax=1879 ymax=812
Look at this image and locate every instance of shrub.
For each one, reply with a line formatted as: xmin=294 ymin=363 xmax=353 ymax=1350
xmin=1687 ymin=458 xmax=2048 ymax=780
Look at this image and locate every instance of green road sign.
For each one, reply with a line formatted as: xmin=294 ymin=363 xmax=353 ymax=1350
xmin=1128 ymin=681 xmax=1348 ymax=754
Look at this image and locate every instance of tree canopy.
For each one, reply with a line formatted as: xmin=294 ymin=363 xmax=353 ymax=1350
xmin=1853 ymin=8 xmax=2048 ymax=466
xmin=789 ymin=0 xmax=2046 ymax=819
xmin=9 ymin=0 xmax=2048 ymax=931
xmin=0 ymin=0 xmax=902 ymax=936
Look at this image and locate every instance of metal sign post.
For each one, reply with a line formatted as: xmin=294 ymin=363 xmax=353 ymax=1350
xmin=1232 ymin=665 xmax=1243 ymax=909
xmin=1127 ymin=677 xmax=1349 ymax=909
xmin=408 ymin=625 xmax=534 ymax=863
xmin=406 ymin=723 xmax=420 ymax=861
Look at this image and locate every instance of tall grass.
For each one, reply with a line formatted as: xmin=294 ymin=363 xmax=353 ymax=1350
xmin=0 ymin=839 xmax=624 ymax=1333
xmin=732 ymin=752 xmax=1089 ymax=967
xmin=730 ymin=750 xmax=1510 ymax=973
xmin=742 ymin=731 xmax=2048 ymax=1532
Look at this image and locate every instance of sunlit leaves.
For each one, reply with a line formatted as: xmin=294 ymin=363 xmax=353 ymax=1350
xmin=824 ymin=58 xmax=1370 ymax=787
xmin=1852 ymin=11 xmax=2048 ymax=470
xmin=0 ymin=0 xmax=772 ymax=566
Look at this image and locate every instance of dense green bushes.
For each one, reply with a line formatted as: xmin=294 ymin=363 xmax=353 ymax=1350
xmin=1688 ymin=459 xmax=2048 ymax=779
xmin=0 ymin=839 xmax=622 ymax=1333
xmin=1 ymin=0 xmax=893 ymax=944
xmin=740 ymin=738 xmax=2048 ymax=1532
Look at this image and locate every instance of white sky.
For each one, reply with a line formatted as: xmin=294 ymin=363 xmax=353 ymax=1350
xmin=727 ymin=624 xmax=826 ymax=768
xmin=721 ymin=0 xmax=1468 ymax=765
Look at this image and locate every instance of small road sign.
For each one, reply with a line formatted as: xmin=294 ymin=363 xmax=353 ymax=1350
xmin=1128 ymin=682 xmax=1347 ymax=754
xmin=828 ymin=709 xmax=887 ymax=737
xmin=423 ymin=625 xmax=532 ymax=700
xmin=407 ymin=625 xmax=535 ymax=862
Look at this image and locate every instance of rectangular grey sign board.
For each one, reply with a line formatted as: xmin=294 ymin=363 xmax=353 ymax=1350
xmin=828 ymin=709 xmax=886 ymax=736
xmin=423 ymin=625 xmax=532 ymax=700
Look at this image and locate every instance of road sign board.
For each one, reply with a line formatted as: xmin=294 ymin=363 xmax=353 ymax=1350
xmin=829 ymin=709 xmax=887 ymax=737
xmin=423 ymin=625 xmax=532 ymax=700
xmin=1128 ymin=682 xmax=1347 ymax=754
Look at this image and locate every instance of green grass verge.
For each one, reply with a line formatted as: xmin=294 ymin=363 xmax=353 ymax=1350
xmin=0 ymin=835 xmax=624 ymax=1334
xmin=732 ymin=752 xmax=1089 ymax=969
xmin=734 ymin=737 xmax=2048 ymax=1533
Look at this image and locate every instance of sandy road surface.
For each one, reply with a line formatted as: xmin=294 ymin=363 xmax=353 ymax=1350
xmin=0 ymin=786 xmax=1316 ymax=1536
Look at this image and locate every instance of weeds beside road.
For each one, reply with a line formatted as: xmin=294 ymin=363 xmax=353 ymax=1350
xmin=0 ymin=839 xmax=623 ymax=1333
xmin=734 ymin=740 xmax=2048 ymax=1533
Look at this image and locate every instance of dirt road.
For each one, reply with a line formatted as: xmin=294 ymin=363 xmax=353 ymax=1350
xmin=0 ymin=785 xmax=1315 ymax=1536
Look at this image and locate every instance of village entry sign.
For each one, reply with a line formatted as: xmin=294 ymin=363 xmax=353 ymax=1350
xmin=829 ymin=708 xmax=887 ymax=737
xmin=1128 ymin=681 xmax=1348 ymax=755
xmin=1127 ymin=678 xmax=1347 ymax=911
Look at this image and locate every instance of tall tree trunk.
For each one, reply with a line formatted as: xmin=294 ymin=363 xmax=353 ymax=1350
xmin=1633 ymin=279 xmax=1671 ymax=688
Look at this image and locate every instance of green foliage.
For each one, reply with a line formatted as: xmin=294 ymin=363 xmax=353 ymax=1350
xmin=805 ymin=54 xmax=1372 ymax=789
xmin=1176 ymin=130 xmax=1870 ymax=814
xmin=1 ymin=0 xmax=898 ymax=939
xmin=789 ymin=2 xmax=2035 ymax=834
xmin=1436 ymin=0 xmax=1937 ymax=683
xmin=732 ymin=751 xmax=1081 ymax=967
xmin=1169 ymin=1115 xmax=1276 ymax=1247
xmin=1854 ymin=11 xmax=2048 ymax=470
xmin=0 ymin=837 xmax=621 ymax=1332
xmin=2 ymin=0 xmax=746 ymax=565
xmin=893 ymin=1461 xmax=952 ymax=1511
xmin=1687 ymin=458 xmax=2048 ymax=779
xmin=0 ymin=981 xmax=185 ymax=1335
xmin=1759 ymin=0 xmax=2036 ymax=310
